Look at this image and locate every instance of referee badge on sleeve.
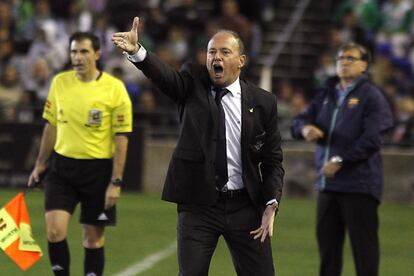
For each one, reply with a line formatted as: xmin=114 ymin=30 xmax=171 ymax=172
xmin=88 ymin=109 xmax=103 ymax=126
xmin=117 ymin=114 xmax=125 ymax=123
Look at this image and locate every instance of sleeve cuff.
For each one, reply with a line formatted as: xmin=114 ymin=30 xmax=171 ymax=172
xmin=266 ymin=199 xmax=278 ymax=206
xmin=126 ymin=44 xmax=147 ymax=62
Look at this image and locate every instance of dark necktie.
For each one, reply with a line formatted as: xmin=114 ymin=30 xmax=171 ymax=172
xmin=214 ymin=88 xmax=229 ymax=190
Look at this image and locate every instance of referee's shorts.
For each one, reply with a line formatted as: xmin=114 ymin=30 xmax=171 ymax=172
xmin=44 ymin=152 xmax=116 ymax=226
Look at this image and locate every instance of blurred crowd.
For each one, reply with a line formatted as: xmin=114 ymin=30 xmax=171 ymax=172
xmin=0 ymin=0 xmax=275 ymax=125
xmin=313 ymin=0 xmax=414 ymax=146
xmin=0 ymin=0 xmax=413 ymax=146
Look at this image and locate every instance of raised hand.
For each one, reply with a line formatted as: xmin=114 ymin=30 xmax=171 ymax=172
xmin=112 ymin=17 xmax=140 ymax=55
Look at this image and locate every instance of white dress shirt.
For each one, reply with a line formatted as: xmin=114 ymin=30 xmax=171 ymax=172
xmin=213 ymin=80 xmax=243 ymax=190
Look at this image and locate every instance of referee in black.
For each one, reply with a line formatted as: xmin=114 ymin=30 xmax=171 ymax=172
xmin=28 ymin=32 xmax=132 ymax=276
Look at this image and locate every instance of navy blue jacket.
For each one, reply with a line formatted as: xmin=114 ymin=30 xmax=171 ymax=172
xmin=291 ymin=76 xmax=393 ymax=201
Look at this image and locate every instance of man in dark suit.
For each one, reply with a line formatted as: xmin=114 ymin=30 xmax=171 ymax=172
xmin=112 ymin=17 xmax=284 ymax=276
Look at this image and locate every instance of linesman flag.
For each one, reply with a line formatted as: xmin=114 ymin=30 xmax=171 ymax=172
xmin=0 ymin=192 xmax=42 ymax=270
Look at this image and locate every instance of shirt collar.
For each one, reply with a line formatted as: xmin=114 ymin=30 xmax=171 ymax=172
xmin=335 ymin=75 xmax=364 ymax=94
xmin=212 ymin=78 xmax=241 ymax=97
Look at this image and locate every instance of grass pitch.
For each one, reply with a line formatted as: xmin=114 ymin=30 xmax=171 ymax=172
xmin=0 ymin=189 xmax=413 ymax=275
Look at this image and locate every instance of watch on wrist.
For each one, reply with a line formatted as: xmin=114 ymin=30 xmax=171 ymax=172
xmin=111 ymin=178 xmax=123 ymax=187
xmin=330 ymin=155 xmax=343 ymax=165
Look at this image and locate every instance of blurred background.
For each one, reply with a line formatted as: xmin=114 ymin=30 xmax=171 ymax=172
xmin=0 ymin=0 xmax=413 ymax=275
xmin=0 ymin=0 xmax=414 ymax=199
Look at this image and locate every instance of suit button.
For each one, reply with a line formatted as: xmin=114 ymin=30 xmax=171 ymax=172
xmin=213 ymin=138 xmax=217 ymax=142
xmin=215 ymin=175 xmax=219 ymax=180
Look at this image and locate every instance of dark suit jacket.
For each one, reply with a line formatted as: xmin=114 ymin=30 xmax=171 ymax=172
xmin=133 ymin=52 xmax=284 ymax=207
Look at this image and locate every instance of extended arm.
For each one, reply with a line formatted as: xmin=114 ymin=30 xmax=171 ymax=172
xmin=112 ymin=17 xmax=192 ymax=104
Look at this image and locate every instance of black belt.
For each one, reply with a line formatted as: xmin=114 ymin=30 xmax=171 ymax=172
xmin=217 ymin=188 xmax=247 ymax=200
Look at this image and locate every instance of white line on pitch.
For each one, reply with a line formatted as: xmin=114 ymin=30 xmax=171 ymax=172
xmin=113 ymin=241 xmax=177 ymax=276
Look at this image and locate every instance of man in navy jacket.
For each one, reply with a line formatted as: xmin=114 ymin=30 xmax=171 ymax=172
xmin=291 ymin=42 xmax=393 ymax=276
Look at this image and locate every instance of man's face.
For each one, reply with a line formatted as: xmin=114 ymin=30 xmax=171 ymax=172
xmin=206 ymin=32 xmax=245 ymax=88
xmin=70 ymin=39 xmax=100 ymax=76
xmin=336 ymin=48 xmax=368 ymax=81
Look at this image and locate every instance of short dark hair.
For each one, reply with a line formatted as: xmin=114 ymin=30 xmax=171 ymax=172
xmin=69 ymin=32 xmax=100 ymax=51
xmin=338 ymin=42 xmax=371 ymax=63
xmin=214 ymin=30 xmax=245 ymax=55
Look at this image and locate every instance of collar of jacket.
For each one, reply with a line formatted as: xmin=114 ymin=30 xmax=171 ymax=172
xmin=322 ymin=74 xmax=369 ymax=93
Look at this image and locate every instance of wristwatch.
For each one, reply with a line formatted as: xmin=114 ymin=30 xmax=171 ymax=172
xmin=111 ymin=178 xmax=123 ymax=187
xmin=330 ymin=155 xmax=343 ymax=165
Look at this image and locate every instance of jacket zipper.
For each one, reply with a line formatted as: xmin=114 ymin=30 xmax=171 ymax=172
xmin=321 ymin=105 xmax=340 ymax=190
xmin=321 ymin=91 xmax=348 ymax=190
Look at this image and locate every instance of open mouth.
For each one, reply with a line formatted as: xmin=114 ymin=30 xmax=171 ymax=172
xmin=213 ymin=64 xmax=223 ymax=74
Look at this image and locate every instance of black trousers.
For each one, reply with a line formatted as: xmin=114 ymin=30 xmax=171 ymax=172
xmin=177 ymin=192 xmax=275 ymax=276
xmin=317 ymin=192 xmax=379 ymax=276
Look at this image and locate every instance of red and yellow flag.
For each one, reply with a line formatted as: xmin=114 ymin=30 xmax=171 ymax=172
xmin=0 ymin=192 xmax=42 ymax=271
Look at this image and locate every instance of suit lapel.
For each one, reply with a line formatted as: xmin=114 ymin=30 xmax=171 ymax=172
xmin=241 ymin=81 xmax=254 ymax=162
xmin=208 ymin=87 xmax=218 ymax=130
xmin=201 ymin=69 xmax=218 ymax=129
